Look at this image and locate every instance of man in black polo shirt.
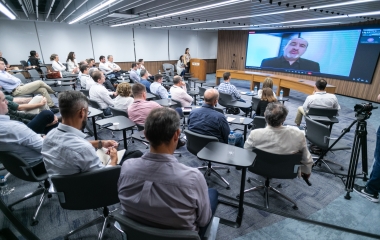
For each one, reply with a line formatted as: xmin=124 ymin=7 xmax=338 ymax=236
xmin=260 ymin=38 xmax=320 ymax=73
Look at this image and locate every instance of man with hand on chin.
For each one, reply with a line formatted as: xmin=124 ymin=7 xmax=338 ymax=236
xmin=42 ymin=91 xmax=142 ymax=176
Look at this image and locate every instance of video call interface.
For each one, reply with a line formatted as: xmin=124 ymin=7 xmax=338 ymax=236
xmin=245 ymin=28 xmax=380 ymax=84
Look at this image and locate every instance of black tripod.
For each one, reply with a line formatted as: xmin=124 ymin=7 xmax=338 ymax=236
xmin=344 ymin=113 xmax=370 ymax=200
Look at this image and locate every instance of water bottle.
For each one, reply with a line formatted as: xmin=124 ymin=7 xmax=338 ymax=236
xmin=254 ymin=86 xmax=258 ymax=94
xmin=228 ymin=131 xmax=236 ymax=159
xmin=280 ymin=89 xmax=283 ymax=100
xmin=168 ymin=93 xmax=172 ymax=104
xmin=0 ymin=175 xmax=14 ymax=196
xmin=198 ymin=99 xmax=203 ymax=106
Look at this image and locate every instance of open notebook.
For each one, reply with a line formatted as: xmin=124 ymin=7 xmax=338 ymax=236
xmin=96 ymin=148 xmax=126 ymax=165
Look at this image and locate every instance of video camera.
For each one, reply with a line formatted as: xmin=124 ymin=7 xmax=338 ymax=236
xmin=354 ymin=103 xmax=378 ymax=120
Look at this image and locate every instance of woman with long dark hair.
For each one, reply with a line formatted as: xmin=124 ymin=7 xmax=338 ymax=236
xmin=66 ymin=51 xmax=79 ymax=73
xmin=176 ymin=55 xmax=186 ymax=77
xmin=183 ymin=48 xmax=191 ymax=73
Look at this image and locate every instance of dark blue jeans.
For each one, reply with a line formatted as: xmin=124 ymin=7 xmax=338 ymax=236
xmin=27 ymin=110 xmax=58 ymax=134
xmin=366 ymin=125 xmax=380 ymax=195
xmin=198 ymin=188 xmax=218 ymax=238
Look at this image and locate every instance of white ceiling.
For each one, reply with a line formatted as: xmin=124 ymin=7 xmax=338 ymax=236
xmin=2 ymin=0 xmax=380 ymax=30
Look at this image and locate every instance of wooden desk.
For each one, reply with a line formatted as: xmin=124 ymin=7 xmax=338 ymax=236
xmin=216 ymin=69 xmax=336 ymax=97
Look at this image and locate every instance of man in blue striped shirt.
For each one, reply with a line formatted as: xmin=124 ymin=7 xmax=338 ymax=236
xmin=218 ymin=71 xmax=246 ymax=102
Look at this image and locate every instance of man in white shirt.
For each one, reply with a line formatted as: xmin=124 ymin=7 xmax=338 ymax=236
xmin=107 ymin=55 xmax=126 ymax=78
xmin=89 ymin=71 xmax=115 ymax=116
xmin=98 ymin=55 xmax=112 ymax=75
xmin=244 ymin=102 xmax=313 ymax=179
xmin=294 ymin=79 xmax=340 ymax=126
xmin=150 ymin=74 xmax=168 ymax=99
xmin=129 ymin=63 xmax=140 ymax=83
xmin=170 ymin=76 xmax=193 ymax=107
xmin=79 ymin=64 xmax=91 ymax=89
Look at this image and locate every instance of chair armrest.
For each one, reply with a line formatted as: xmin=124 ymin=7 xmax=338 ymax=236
xmin=324 ymin=136 xmax=337 ymax=143
xmin=202 ymin=217 xmax=219 ymax=240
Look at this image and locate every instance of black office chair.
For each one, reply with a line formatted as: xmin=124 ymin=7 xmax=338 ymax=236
xmin=252 ymin=116 xmax=266 ymax=129
xmin=113 ymin=212 xmax=202 ymax=240
xmin=305 ymin=117 xmax=350 ymax=174
xmin=51 ymin=166 xmax=123 ymax=240
xmin=307 ymin=107 xmax=339 ymax=132
xmin=110 ymin=106 xmax=129 ymax=118
xmin=219 ymin=92 xmax=252 ymax=117
xmin=20 ymin=60 xmax=28 ymax=68
xmin=88 ymin=99 xmax=113 ymax=118
xmin=150 ymin=92 xmax=161 ymax=100
xmin=28 ymin=69 xmax=43 ymax=81
xmin=0 ymin=152 xmax=51 ymax=226
xmin=80 ymin=89 xmax=89 ymax=97
xmin=251 ymin=96 xmax=261 ymax=116
xmin=238 ymin=149 xmax=303 ymax=210
xmin=0 ymin=197 xmax=39 ymax=240
xmin=184 ymin=130 xmax=230 ymax=189
xmin=198 ymin=86 xmax=207 ymax=101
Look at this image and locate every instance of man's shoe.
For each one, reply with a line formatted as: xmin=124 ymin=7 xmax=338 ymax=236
xmin=176 ymin=139 xmax=186 ymax=149
xmin=51 ymin=108 xmax=59 ymax=114
xmin=353 ymin=184 xmax=379 ymax=203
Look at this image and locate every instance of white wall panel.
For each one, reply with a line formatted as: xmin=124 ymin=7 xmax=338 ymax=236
xmin=0 ymin=20 xmax=41 ymax=65
xmin=91 ymin=25 xmax=135 ymax=62
xmin=36 ymin=22 xmax=93 ymax=63
xmin=197 ymin=31 xmax=218 ymax=59
xmin=168 ymin=30 xmax=198 ymax=60
xmin=134 ymin=29 xmax=168 ymax=61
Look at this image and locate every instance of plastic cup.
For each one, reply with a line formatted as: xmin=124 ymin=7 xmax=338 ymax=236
xmin=240 ymin=117 xmax=244 ymax=123
xmin=113 ymin=122 xmax=119 ymax=129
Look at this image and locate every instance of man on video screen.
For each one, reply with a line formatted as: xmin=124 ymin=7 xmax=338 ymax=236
xmin=260 ymin=38 xmax=320 ymax=72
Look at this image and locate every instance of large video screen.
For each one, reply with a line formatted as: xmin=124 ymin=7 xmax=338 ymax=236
xmin=245 ymin=28 xmax=380 ymax=84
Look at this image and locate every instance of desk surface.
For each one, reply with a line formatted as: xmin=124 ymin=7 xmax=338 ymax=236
xmin=225 ymin=114 xmax=253 ymax=125
xmin=197 ymin=142 xmax=256 ymax=167
xmin=153 ymin=99 xmax=178 ymax=107
xmin=96 ymin=116 xmax=135 ymax=130
xmin=88 ymin=107 xmax=103 ymax=118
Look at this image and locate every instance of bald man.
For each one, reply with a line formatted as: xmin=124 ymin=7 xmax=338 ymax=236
xmin=260 ymin=37 xmax=320 ymax=72
xmin=188 ymin=89 xmax=244 ymax=147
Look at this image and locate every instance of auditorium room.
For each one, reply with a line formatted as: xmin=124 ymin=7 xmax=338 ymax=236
xmin=1 ymin=0 xmax=380 ymax=239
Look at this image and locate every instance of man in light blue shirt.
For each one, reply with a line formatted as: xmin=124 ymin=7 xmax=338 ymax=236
xmin=42 ymin=91 xmax=142 ymax=176
xmin=0 ymin=91 xmax=43 ymax=165
xmin=139 ymin=69 xmax=151 ymax=93
xmin=150 ymin=74 xmax=168 ymax=99
xmin=0 ymin=60 xmax=57 ymax=108
xmin=129 ymin=63 xmax=140 ymax=83
xmin=218 ymin=72 xmax=245 ymax=102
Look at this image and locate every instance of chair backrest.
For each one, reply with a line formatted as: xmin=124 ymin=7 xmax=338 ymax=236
xmin=110 ymin=106 xmax=129 ymax=118
xmin=151 ymin=92 xmax=161 ymax=100
xmin=136 ymin=124 xmax=145 ymax=131
xmin=28 ymin=69 xmax=41 ymax=81
xmin=80 ymin=89 xmax=89 ymax=97
xmin=13 ymin=73 xmax=28 ymax=84
xmin=40 ymin=66 xmax=48 ymax=75
xmin=218 ymin=91 xmax=234 ymax=106
xmin=251 ymin=96 xmax=261 ymax=112
xmin=305 ymin=116 xmax=330 ymax=150
xmin=253 ymin=116 xmax=266 ymax=129
xmin=20 ymin=60 xmax=28 ymax=67
xmin=51 ymin=166 xmax=121 ymax=210
xmin=249 ymin=148 xmax=302 ymax=179
xmin=88 ymin=99 xmax=102 ymax=109
xmin=171 ymin=98 xmax=182 ymax=108
xmin=198 ymin=86 xmax=207 ymax=97
xmin=307 ymin=107 xmax=338 ymax=117
xmin=113 ymin=213 xmax=200 ymax=240
xmin=184 ymin=130 xmax=219 ymax=156
xmin=0 ymin=152 xmax=47 ymax=182
xmin=185 ymin=83 xmax=190 ymax=92
xmin=163 ymin=63 xmax=174 ymax=77
xmin=214 ymin=107 xmax=224 ymax=114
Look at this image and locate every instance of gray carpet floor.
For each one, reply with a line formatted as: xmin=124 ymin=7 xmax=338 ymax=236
xmin=0 ymin=74 xmax=379 ymax=239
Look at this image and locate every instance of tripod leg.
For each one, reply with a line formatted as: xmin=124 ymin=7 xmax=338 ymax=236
xmin=361 ymin=122 xmax=368 ymax=181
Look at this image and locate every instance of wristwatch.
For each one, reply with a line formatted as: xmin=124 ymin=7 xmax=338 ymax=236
xmin=98 ymin=140 xmax=102 ymax=149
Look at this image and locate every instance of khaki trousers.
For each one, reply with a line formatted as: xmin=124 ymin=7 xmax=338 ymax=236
xmin=12 ymin=80 xmax=55 ymax=107
xmin=294 ymin=106 xmax=306 ymax=125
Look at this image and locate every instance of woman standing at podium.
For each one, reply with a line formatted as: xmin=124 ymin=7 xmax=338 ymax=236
xmin=183 ymin=48 xmax=191 ymax=73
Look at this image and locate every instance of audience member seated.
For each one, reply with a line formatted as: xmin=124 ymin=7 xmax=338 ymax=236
xmin=50 ymin=54 xmax=69 ymax=77
xmin=66 ymin=52 xmax=79 ymax=74
xmin=150 ymin=74 xmax=168 ymax=99
xmin=136 ymin=62 xmax=142 ymax=76
xmin=99 ymin=55 xmax=115 ymax=80
xmin=80 ymin=64 xmax=92 ymax=89
xmin=42 ymin=91 xmax=143 ymax=176
xmin=118 ymin=107 xmax=217 ymax=238
xmin=0 ymin=60 xmax=57 ymax=108
xmin=114 ymin=82 xmax=133 ymax=112
xmin=77 ymin=60 xmax=87 ymax=79
xmin=129 ymin=63 xmax=140 ymax=83
xmin=257 ymin=77 xmax=277 ymax=99
xmin=139 ymin=69 xmax=151 ymax=93
xmin=107 ymin=55 xmax=125 ymax=77
xmin=89 ymin=68 xmax=114 ymax=91
xmin=7 ymin=94 xmax=55 ymax=114
xmin=170 ymin=76 xmax=193 ymax=107
xmin=176 ymin=55 xmax=186 ymax=77
xmin=294 ymin=79 xmax=340 ymax=126
xmin=2 ymin=91 xmax=57 ymax=134
xmin=128 ymin=83 xmax=161 ymax=125
xmin=86 ymin=58 xmax=96 ymax=68
xmin=27 ymin=50 xmax=42 ymax=71
xmin=256 ymin=88 xmax=277 ymax=116
xmin=138 ymin=58 xmax=154 ymax=81
xmin=0 ymin=51 xmax=10 ymax=69
xmin=244 ymin=102 xmax=313 ymax=178
xmin=89 ymin=71 xmax=115 ymax=116
xmin=218 ymin=71 xmax=245 ymax=102
xmin=188 ymin=89 xmax=244 ymax=147
xmin=0 ymin=92 xmax=47 ymax=169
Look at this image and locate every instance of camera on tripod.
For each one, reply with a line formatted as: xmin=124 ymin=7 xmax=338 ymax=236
xmin=354 ymin=103 xmax=377 ymax=119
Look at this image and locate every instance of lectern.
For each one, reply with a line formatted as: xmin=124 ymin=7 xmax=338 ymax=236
xmin=190 ymin=58 xmax=207 ymax=81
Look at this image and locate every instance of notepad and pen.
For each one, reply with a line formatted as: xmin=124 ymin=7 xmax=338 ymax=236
xmin=96 ymin=148 xmax=126 ymax=166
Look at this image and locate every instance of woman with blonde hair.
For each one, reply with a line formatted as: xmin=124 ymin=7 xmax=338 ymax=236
xmin=114 ymin=82 xmax=133 ymax=112
xmin=50 ymin=53 xmax=68 ymax=77
xmin=256 ymin=87 xmax=277 ymax=116
xmin=258 ymin=77 xmax=277 ymax=99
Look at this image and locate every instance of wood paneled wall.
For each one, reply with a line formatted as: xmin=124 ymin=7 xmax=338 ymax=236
xmin=217 ymin=29 xmax=380 ymax=102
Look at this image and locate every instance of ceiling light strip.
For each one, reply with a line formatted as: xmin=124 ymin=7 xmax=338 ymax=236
xmin=61 ymin=0 xmax=88 ymax=22
xmin=309 ymin=0 xmax=379 ymax=9
xmin=35 ymin=0 xmax=38 ymax=20
xmin=0 ymin=1 xmax=16 ymax=19
xmin=54 ymin=0 xmax=73 ymax=22
xmin=45 ymin=0 xmax=55 ymax=21
xmin=69 ymin=0 xmax=116 ymax=24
